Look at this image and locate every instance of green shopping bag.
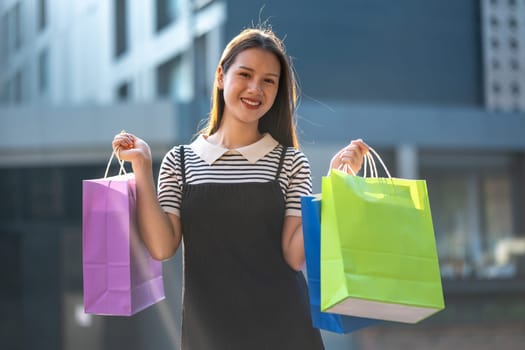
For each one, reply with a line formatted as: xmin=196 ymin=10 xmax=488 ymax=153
xmin=320 ymin=155 xmax=445 ymax=324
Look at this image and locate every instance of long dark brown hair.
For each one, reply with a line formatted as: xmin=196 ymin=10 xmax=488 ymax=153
xmin=202 ymin=27 xmax=300 ymax=148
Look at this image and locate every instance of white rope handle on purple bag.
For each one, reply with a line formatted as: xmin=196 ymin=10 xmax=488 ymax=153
xmin=104 ymin=148 xmax=127 ymax=178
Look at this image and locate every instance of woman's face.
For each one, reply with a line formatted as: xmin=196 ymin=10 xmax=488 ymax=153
xmin=218 ymin=47 xmax=281 ymax=128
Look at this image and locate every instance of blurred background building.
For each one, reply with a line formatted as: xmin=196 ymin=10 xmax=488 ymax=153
xmin=1 ymin=0 xmax=524 ymax=349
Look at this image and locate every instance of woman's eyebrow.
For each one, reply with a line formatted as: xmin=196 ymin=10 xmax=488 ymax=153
xmin=238 ymin=65 xmax=280 ymax=77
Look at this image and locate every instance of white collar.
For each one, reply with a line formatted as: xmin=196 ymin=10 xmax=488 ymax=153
xmin=189 ymin=133 xmax=279 ymax=165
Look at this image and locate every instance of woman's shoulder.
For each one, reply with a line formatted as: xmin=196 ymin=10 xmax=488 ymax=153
xmin=161 ymin=144 xmax=194 ymax=165
xmin=164 ymin=144 xmax=194 ymax=155
xmin=280 ymin=145 xmax=310 ymax=162
xmin=278 ymin=146 xmax=311 ymax=181
xmin=273 ymin=145 xmax=310 ymax=173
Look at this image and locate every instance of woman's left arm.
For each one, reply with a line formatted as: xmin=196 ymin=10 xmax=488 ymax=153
xmin=280 ymin=148 xmax=310 ymax=271
xmin=282 ymin=216 xmax=305 ymax=271
xmin=281 ymin=139 xmax=369 ymax=271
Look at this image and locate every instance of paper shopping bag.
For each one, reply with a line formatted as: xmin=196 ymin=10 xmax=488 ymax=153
xmin=83 ymin=166 xmax=165 ymax=316
xmin=301 ymin=195 xmax=380 ymax=333
xmin=320 ymin=169 xmax=445 ymax=323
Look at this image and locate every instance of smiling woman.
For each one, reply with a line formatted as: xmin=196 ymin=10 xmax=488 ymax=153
xmin=211 ymin=47 xmax=281 ymax=145
xmin=204 ymin=28 xmax=300 ymax=149
xmin=112 ymin=26 xmax=367 ymax=350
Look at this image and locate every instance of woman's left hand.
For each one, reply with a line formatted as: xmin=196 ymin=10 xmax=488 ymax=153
xmin=329 ymin=139 xmax=369 ymax=175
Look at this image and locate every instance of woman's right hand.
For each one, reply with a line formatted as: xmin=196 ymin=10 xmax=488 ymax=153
xmin=113 ymin=131 xmax=182 ymax=260
xmin=112 ymin=131 xmax=152 ymax=170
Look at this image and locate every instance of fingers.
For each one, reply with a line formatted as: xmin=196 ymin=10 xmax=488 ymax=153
xmin=350 ymin=138 xmax=370 ymax=155
xmin=331 ymin=138 xmax=369 ymax=175
xmin=112 ymin=132 xmax=135 ymax=152
xmin=339 ymin=140 xmax=367 ymax=162
xmin=111 ymin=132 xmax=139 ymax=163
xmin=110 ymin=132 xmax=152 ymax=167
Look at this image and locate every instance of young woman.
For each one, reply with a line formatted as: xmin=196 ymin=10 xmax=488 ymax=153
xmin=113 ymin=27 xmax=368 ymax=350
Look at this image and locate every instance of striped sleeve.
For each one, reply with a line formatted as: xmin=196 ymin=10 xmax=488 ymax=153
xmin=157 ymin=146 xmax=183 ymax=217
xmin=283 ymin=148 xmax=312 ymax=217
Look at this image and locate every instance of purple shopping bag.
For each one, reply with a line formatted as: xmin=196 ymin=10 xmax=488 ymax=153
xmin=82 ymin=157 xmax=165 ymax=316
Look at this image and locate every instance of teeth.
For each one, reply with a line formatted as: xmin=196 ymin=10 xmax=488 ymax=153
xmin=242 ymin=98 xmax=260 ymax=106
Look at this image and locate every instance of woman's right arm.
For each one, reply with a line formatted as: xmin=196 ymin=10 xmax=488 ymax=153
xmin=112 ymin=132 xmax=182 ymax=261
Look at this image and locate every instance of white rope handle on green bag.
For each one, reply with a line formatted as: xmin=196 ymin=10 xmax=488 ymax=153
xmin=363 ymin=153 xmax=371 ymax=178
xmin=363 ymin=147 xmax=391 ymax=179
xmin=337 ymin=146 xmax=391 ymax=178
xmin=329 ymin=144 xmax=392 ymax=179
xmin=338 ymin=162 xmax=356 ymax=175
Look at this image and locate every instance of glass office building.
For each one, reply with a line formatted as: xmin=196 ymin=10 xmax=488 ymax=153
xmin=1 ymin=1 xmax=524 ymax=349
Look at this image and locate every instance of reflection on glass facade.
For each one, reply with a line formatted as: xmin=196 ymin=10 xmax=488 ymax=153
xmin=114 ymin=0 xmax=128 ymax=58
xmin=13 ymin=3 xmax=22 ymax=51
xmin=156 ymin=0 xmax=181 ymax=31
xmin=1 ymin=13 xmax=8 ymax=64
xmin=116 ymin=81 xmax=131 ymax=100
xmin=38 ymin=0 xmax=47 ymax=31
xmin=38 ymin=49 xmax=49 ymax=94
xmin=156 ymin=54 xmax=193 ymax=103
xmin=423 ymin=152 xmax=523 ymax=280
xmin=0 ymin=0 xmax=524 ymax=349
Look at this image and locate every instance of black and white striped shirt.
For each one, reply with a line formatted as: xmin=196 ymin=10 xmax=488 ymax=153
xmin=157 ymin=133 xmax=312 ymax=217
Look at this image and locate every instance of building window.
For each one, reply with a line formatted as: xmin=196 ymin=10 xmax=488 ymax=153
xmin=194 ymin=35 xmax=208 ymax=98
xmin=114 ymin=0 xmax=128 ymax=58
xmin=193 ymin=0 xmax=215 ymax=10
xmin=1 ymin=13 xmax=8 ymax=63
xmin=13 ymin=3 xmax=22 ymax=50
xmin=0 ymin=82 xmax=8 ymax=104
xmin=157 ymin=55 xmax=181 ymax=98
xmin=482 ymin=0 xmax=525 ymax=112
xmin=13 ymin=71 xmax=22 ymax=103
xmin=0 ymin=167 xmax=66 ymax=221
xmin=156 ymin=0 xmax=181 ymax=32
xmin=38 ymin=0 xmax=47 ymax=31
xmin=116 ymin=81 xmax=131 ymax=101
xmin=29 ymin=168 xmax=65 ymax=220
xmin=4 ymin=80 xmax=12 ymax=104
xmin=194 ymin=34 xmax=211 ymax=117
xmin=157 ymin=54 xmax=192 ymax=102
xmin=38 ymin=49 xmax=49 ymax=93
xmin=422 ymin=152 xmax=523 ymax=280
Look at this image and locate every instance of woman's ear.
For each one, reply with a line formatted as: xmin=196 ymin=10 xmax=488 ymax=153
xmin=217 ymin=66 xmax=224 ymax=89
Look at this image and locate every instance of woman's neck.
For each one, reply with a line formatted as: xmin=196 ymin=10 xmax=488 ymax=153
xmin=207 ymin=120 xmax=263 ymax=149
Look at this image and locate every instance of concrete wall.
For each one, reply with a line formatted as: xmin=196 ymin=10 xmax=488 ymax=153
xmin=0 ymin=101 xmax=178 ymax=166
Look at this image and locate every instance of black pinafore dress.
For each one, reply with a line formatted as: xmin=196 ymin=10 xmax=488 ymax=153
xmin=178 ymin=146 xmax=324 ymax=350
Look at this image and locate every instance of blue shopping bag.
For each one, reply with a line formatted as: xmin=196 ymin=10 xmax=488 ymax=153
xmin=301 ymin=195 xmax=380 ymax=333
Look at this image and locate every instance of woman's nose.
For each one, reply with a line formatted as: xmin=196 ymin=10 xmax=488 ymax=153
xmin=248 ymin=80 xmax=262 ymax=93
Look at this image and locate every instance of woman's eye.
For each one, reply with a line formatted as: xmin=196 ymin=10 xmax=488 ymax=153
xmin=239 ymin=72 xmax=250 ymax=78
xmin=264 ymin=79 xmax=276 ymax=85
